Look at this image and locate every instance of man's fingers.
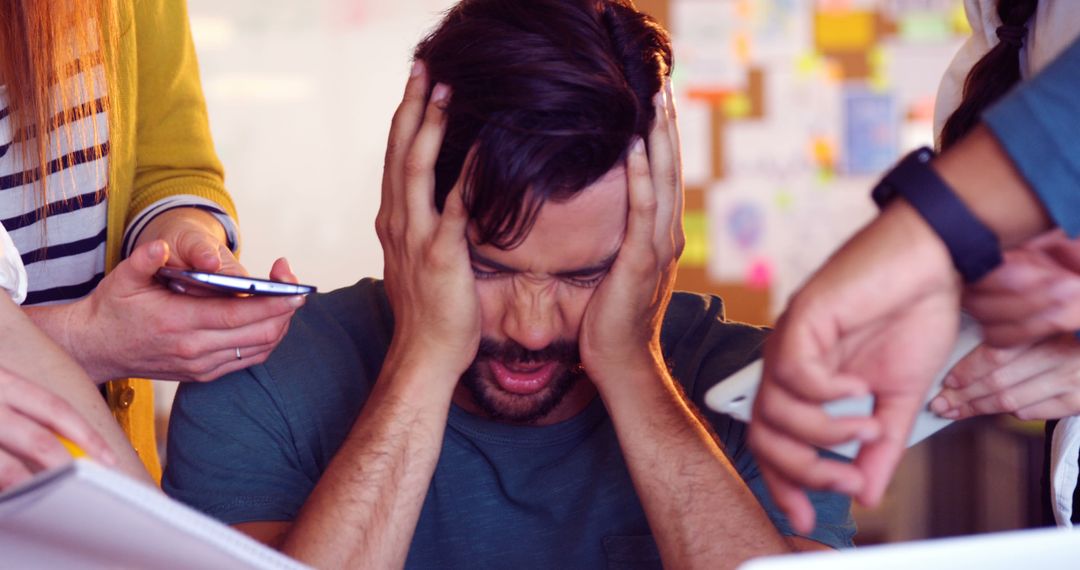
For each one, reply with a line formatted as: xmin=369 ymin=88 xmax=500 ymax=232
xmin=381 ymin=61 xmax=431 ymax=233
xmin=403 ymin=83 xmax=452 ymax=237
xmin=433 ymin=181 xmax=470 ymax=251
xmin=664 ymin=79 xmax=686 ymax=255
xmin=647 ymin=89 xmax=677 ymax=257
xmin=623 ymin=138 xmax=658 ymax=260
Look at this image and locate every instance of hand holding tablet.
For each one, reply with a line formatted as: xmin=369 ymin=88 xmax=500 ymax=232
xmin=705 ymin=315 xmax=984 ymax=457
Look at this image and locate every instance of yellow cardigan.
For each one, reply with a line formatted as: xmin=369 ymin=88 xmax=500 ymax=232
xmin=102 ymin=0 xmax=238 ymax=482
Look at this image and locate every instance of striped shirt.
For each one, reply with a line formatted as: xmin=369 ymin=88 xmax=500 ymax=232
xmin=0 ymin=58 xmax=237 ymax=307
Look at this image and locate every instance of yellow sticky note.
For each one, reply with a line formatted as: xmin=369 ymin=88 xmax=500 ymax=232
xmin=814 ymin=10 xmax=876 ymax=53
xmin=681 ymin=211 xmax=709 ymax=269
xmin=722 ymin=93 xmax=752 ymax=119
xmin=57 ymin=435 xmax=87 ymax=459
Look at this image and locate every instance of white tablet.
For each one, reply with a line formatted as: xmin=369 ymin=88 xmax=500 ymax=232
xmin=704 ymin=315 xmax=984 ymax=458
xmin=739 ymin=526 xmax=1080 ymax=570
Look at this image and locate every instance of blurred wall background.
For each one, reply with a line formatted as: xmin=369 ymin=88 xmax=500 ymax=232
xmin=166 ymin=0 xmax=1049 ymax=544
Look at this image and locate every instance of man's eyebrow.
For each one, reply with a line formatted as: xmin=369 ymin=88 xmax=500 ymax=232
xmin=554 ymin=251 xmax=619 ymax=278
xmin=468 ymin=245 xmax=619 ymax=277
xmin=468 ymin=245 xmax=520 ymax=273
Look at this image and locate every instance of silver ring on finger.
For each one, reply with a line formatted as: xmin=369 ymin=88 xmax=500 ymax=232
xmin=235 ymin=347 xmax=242 ymax=360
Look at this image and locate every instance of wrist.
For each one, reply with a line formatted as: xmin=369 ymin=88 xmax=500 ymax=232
xmin=379 ymin=346 xmax=462 ymax=402
xmin=872 ymin=147 xmax=1002 ymax=283
xmin=134 ymin=207 xmax=227 ymax=251
xmin=586 ymin=345 xmax=667 ymax=396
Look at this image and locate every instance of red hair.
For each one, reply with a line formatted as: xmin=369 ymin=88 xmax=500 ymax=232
xmin=0 ymin=0 xmax=118 ymax=214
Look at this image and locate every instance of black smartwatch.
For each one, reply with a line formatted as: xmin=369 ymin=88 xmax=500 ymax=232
xmin=871 ymin=147 xmax=1003 ymax=283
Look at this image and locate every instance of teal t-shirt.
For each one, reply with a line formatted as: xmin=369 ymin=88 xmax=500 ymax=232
xmin=163 ymin=279 xmax=855 ymax=568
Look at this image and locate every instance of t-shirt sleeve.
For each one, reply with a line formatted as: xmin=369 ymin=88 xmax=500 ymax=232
xmin=983 ymin=36 xmax=1080 ymax=236
xmin=162 ymin=365 xmax=315 ymax=525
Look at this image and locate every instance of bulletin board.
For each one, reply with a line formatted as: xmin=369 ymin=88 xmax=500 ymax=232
xmin=634 ymin=0 xmax=968 ymax=325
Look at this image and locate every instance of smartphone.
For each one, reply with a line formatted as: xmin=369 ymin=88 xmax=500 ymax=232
xmin=155 ymin=267 xmax=316 ymax=297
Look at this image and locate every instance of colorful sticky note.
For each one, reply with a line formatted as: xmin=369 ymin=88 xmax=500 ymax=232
xmin=723 ymin=93 xmax=753 ymax=119
xmin=899 ymin=12 xmax=953 ymax=42
xmin=681 ymin=210 xmax=709 ymax=269
xmin=814 ymin=10 xmax=877 ymax=53
xmin=746 ymin=257 xmax=774 ymax=290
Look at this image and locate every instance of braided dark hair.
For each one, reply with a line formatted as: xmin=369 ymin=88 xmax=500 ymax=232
xmin=939 ymin=0 xmax=1038 ymax=151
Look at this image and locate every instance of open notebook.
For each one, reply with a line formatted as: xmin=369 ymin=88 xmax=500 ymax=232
xmin=740 ymin=526 xmax=1080 ymax=569
xmin=0 ymin=459 xmax=309 ymax=569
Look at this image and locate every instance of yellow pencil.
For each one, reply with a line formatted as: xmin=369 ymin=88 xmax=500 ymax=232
xmin=56 ymin=435 xmax=87 ymax=459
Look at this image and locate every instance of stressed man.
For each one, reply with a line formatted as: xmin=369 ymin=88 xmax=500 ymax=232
xmin=163 ymin=1 xmax=855 ymax=568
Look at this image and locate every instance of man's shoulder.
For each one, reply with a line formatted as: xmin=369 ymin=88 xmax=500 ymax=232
xmin=661 ymin=291 xmax=769 ymax=405
xmin=261 ymin=277 xmax=392 ymax=380
xmin=183 ymin=278 xmax=393 ymax=407
xmin=662 ymin=291 xmax=770 ymax=356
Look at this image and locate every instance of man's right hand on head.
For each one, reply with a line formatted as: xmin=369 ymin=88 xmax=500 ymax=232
xmin=375 ymin=61 xmax=480 ymax=380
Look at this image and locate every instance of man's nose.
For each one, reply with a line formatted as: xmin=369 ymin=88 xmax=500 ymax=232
xmin=502 ymin=280 xmax=563 ymax=352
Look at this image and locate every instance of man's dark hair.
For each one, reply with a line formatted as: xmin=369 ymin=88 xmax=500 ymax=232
xmin=415 ymin=0 xmax=673 ymax=249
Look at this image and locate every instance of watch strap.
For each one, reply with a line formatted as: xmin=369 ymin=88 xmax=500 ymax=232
xmin=872 ymin=147 xmax=1003 ymax=283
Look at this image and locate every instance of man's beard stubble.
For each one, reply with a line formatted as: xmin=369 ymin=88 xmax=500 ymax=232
xmin=460 ymin=337 xmax=585 ymax=424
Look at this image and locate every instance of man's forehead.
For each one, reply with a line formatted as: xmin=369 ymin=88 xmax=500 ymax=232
xmin=467 ymin=163 xmax=628 ymax=269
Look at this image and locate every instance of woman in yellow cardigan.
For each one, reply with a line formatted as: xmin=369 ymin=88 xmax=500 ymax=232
xmin=0 ymin=0 xmax=305 ymax=484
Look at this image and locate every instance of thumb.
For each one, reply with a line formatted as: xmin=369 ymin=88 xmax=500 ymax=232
xmin=120 ymin=240 xmax=170 ymax=283
xmin=174 ymin=231 xmax=224 ymax=272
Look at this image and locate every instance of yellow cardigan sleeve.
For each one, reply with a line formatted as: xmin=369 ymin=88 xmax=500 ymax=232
xmin=125 ymin=0 xmax=238 ymax=226
xmin=102 ymin=0 xmax=240 ymax=483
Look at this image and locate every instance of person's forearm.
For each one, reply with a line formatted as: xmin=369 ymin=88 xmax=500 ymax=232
xmin=23 ymin=301 xmax=113 ymax=383
xmin=277 ymin=359 xmax=456 ymax=568
xmin=0 ymin=298 xmax=150 ymax=485
xmin=596 ymin=358 xmax=812 ymax=570
xmin=933 ymin=125 xmax=1052 ymax=248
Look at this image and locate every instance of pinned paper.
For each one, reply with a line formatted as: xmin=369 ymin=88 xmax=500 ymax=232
xmin=814 ymin=10 xmax=877 ymax=53
xmin=726 ymin=201 xmax=765 ymax=251
xmin=682 ymin=210 xmax=709 ymax=269
xmin=842 ymin=88 xmax=898 ymax=175
xmin=723 ymin=93 xmax=753 ymax=119
xmin=746 ymin=257 xmax=774 ymax=290
xmin=899 ymin=11 xmax=953 ymax=42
